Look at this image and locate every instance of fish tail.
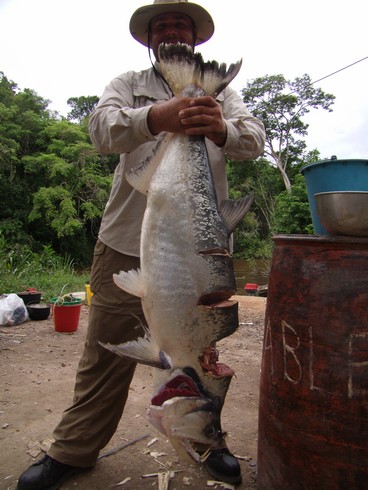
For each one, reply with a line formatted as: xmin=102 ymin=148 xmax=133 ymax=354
xmin=158 ymin=43 xmax=242 ymax=98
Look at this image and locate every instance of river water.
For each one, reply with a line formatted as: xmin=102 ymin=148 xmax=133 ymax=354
xmin=233 ymin=258 xmax=270 ymax=296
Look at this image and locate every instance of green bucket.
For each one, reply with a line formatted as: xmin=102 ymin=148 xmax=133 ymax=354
xmin=50 ymin=297 xmax=82 ymax=306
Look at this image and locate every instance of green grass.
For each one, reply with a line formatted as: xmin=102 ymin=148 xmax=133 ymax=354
xmin=0 ymin=243 xmax=90 ymax=302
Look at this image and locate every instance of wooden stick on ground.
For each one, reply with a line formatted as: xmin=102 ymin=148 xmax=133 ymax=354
xmin=97 ymin=434 xmax=150 ymax=460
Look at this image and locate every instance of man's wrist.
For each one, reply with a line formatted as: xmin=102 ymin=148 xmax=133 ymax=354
xmin=211 ymin=127 xmax=227 ymax=147
xmin=147 ymin=105 xmax=160 ymax=135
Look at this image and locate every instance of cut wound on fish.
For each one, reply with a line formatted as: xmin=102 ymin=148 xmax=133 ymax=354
xmin=199 ymin=346 xmax=235 ymax=378
xmin=197 ymin=300 xmax=239 ymax=342
xmin=199 ymin=248 xmax=229 ymax=256
xmin=197 ymin=291 xmax=233 ymax=306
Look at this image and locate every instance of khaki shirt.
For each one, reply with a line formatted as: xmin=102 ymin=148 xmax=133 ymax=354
xmin=89 ymin=65 xmax=265 ymax=256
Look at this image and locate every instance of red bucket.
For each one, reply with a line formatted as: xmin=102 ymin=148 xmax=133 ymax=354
xmin=50 ymin=298 xmax=82 ymax=333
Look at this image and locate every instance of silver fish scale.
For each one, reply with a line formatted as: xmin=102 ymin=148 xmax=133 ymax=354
xmin=187 ymin=137 xmax=229 ymax=253
xmin=140 ymin=132 xmax=235 ymax=368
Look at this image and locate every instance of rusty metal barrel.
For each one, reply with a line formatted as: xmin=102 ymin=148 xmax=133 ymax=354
xmin=257 ymin=234 xmax=368 ymax=490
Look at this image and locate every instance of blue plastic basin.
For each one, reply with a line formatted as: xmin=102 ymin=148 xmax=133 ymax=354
xmin=301 ymin=159 xmax=368 ymax=234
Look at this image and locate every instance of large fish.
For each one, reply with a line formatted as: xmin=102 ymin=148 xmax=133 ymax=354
xmin=102 ymin=43 xmax=253 ymax=462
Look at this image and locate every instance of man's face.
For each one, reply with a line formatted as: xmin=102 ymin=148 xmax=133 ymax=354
xmin=150 ymin=12 xmax=196 ymax=60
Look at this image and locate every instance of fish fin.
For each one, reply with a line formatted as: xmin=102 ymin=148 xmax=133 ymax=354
xmin=126 ymin=159 xmax=153 ymax=195
xmin=100 ymin=326 xmax=172 ymax=369
xmin=99 ymin=337 xmax=163 ymax=371
xmin=126 ymin=133 xmax=173 ymax=194
xmin=219 ymin=193 xmax=254 ymax=236
xmin=158 ymin=43 xmax=242 ymax=97
xmin=113 ymin=269 xmax=144 ymax=298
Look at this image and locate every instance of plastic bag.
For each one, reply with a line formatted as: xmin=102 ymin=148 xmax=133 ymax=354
xmin=0 ymin=293 xmax=29 ymax=326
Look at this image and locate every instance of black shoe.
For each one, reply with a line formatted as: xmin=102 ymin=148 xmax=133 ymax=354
xmin=17 ymin=454 xmax=88 ymax=490
xmin=205 ymin=448 xmax=242 ymax=485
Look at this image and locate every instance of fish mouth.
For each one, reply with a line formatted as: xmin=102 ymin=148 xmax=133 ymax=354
xmin=151 ymin=373 xmax=201 ymax=405
xmin=147 ymin=370 xmax=223 ymax=460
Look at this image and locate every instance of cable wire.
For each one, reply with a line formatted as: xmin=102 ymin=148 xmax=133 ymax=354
xmin=286 ymin=55 xmax=368 ymax=95
xmin=310 ymin=55 xmax=368 ymax=86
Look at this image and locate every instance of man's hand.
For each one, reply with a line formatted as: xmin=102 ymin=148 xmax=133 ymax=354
xmin=148 ymin=96 xmax=227 ymax=147
xmin=179 ymin=96 xmax=227 ymax=147
xmin=147 ymin=97 xmax=191 ymax=135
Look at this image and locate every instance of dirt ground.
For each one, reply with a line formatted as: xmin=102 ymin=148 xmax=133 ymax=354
xmin=0 ymin=295 xmax=266 ymax=490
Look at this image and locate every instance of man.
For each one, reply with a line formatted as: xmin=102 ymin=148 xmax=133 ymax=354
xmin=17 ymin=1 xmax=265 ymax=488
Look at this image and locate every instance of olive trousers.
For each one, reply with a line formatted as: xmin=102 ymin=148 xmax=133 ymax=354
xmin=48 ymin=240 xmax=144 ymax=467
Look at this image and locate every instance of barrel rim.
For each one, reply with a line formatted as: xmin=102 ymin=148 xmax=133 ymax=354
xmin=272 ymin=233 xmax=368 ymax=244
xmin=301 ymin=158 xmax=368 ymax=174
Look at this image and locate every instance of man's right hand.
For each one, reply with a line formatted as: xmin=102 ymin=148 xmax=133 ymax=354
xmin=147 ymin=97 xmax=191 ymax=135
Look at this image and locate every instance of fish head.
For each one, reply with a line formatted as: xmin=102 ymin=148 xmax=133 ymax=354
xmin=147 ymin=368 xmax=223 ymax=462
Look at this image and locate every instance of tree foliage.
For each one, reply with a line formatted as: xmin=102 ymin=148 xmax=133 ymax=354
xmin=67 ymin=95 xmax=99 ymax=123
xmin=242 ymin=74 xmax=335 ymax=190
xmin=0 ymin=72 xmax=114 ymax=265
xmin=272 ymin=174 xmax=314 ymax=234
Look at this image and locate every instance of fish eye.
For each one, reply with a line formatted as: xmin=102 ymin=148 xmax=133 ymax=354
xmin=204 ymin=424 xmax=219 ymax=438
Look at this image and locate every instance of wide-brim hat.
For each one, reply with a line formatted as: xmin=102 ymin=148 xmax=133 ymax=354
xmin=130 ymin=0 xmax=214 ymax=47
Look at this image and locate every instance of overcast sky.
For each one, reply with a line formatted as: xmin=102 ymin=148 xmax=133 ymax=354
xmin=1 ymin=0 xmax=367 ymax=161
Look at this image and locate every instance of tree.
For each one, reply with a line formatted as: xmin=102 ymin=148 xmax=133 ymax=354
xmin=0 ymin=74 xmax=113 ymax=264
xmin=242 ymin=74 xmax=335 ymax=191
xmin=25 ymin=119 xmax=113 ymax=260
xmin=272 ymin=174 xmax=313 ymax=234
xmin=0 ymin=72 xmax=18 ymax=106
xmin=67 ymin=96 xmax=99 ymax=123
